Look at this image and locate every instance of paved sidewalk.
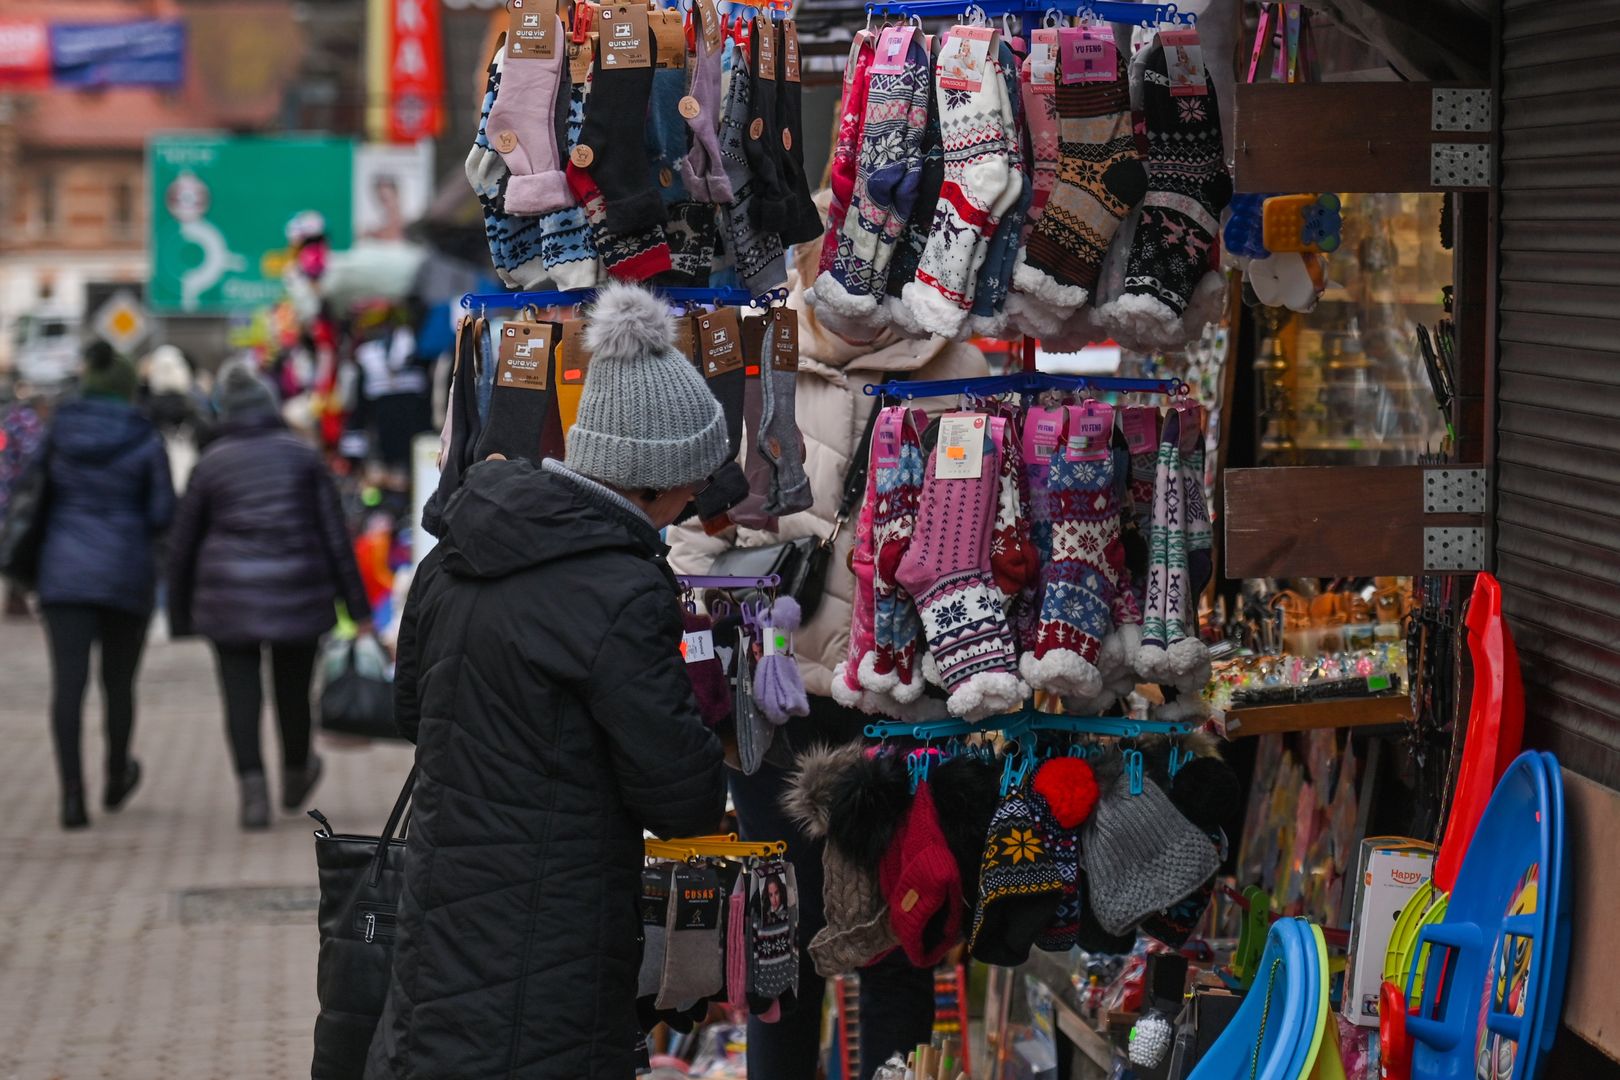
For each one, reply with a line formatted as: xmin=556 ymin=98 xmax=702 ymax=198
xmin=0 ymin=616 xmax=415 ymax=1080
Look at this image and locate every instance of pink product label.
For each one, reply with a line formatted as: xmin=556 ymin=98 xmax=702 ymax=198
xmin=1122 ymin=406 xmax=1156 ymax=454
xmin=870 ymin=25 xmax=914 ymax=75
xmin=938 ymin=26 xmax=995 ymax=92
xmin=1024 ymin=407 xmax=1064 ymax=461
xmin=1063 ymin=403 xmax=1113 ymax=461
xmin=1162 ymin=28 xmax=1208 ymax=97
xmin=1058 ymin=26 xmax=1116 ymax=85
xmin=1027 ymin=29 xmax=1057 ymax=92
xmin=874 ymin=429 xmax=900 ymax=468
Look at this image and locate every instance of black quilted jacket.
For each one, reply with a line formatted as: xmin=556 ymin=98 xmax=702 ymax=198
xmin=365 ymin=459 xmax=726 ymax=1080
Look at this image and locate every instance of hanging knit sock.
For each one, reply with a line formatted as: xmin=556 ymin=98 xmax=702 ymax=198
xmin=538 ymin=79 xmax=603 ymax=289
xmin=647 ymin=65 xmax=694 ymax=206
xmin=571 ymin=166 xmax=674 ymax=281
xmin=903 ymin=33 xmax=1020 ymax=339
xmin=664 ymin=201 xmax=724 ymax=286
xmin=771 ymin=21 xmax=825 ymax=246
xmin=637 ymin=863 xmax=673 ymax=1030
xmin=1019 ymin=51 xmax=1061 ymax=228
xmin=896 ymin=418 xmax=1028 ymax=721
xmin=725 ymin=869 xmax=750 ymax=1008
xmin=1182 ymin=428 xmax=1212 ymax=598
xmin=1136 ymin=409 xmax=1183 ymax=684
xmin=813 ymin=35 xmax=932 ymax=322
xmin=863 ymin=408 xmax=926 ymax=700
xmin=472 ymin=323 xmax=559 ymax=463
xmin=678 ymin=2 xmax=734 ymax=203
xmin=745 ymin=861 xmax=801 ymax=1015
xmin=1020 ymin=408 xmax=1120 ymax=700
xmin=742 ymin=20 xmax=791 ymax=225
xmin=758 ymin=317 xmax=811 ymax=516
xmin=717 ymin=39 xmax=788 ymax=296
xmin=731 ymin=333 xmax=780 ymax=530
xmin=988 ymin=416 xmax=1039 ymax=605
xmin=832 ymin=431 xmax=882 ymax=710
xmin=1100 ymin=42 xmax=1232 ymax=340
xmin=471 ymin=48 xmax=554 ymax=288
xmin=569 ymin=27 xmax=668 ymax=235
xmin=1014 ymin=48 xmax=1145 ymax=310
xmin=821 ymin=33 xmax=876 ymax=272
xmin=683 ymin=607 xmax=732 ymax=727
xmin=487 ymin=17 xmax=574 ymax=215
xmin=881 ymin=72 xmax=944 ymax=338
xmin=657 ymin=861 xmax=725 ymax=1010
xmin=967 ymin=41 xmax=1033 ymax=338
xmin=1166 ymin=429 xmax=1211 ymax=694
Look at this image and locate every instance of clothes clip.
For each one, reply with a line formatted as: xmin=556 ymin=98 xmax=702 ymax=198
xmin=1125 ymin=749 xmax=1145 ymax=796
xmin=1169 ymin=744 xmax=1194 ymax=778
xmin=907 ymin=748 xmax=935 ymax=793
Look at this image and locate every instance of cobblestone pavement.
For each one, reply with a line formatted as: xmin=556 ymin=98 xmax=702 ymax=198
xmin=0 ymin=616 xmax=415 ymax=1080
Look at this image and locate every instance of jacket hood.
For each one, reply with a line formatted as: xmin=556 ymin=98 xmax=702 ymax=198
xmin=52 ymin=398 xmax=156 ymax=465
xmin=438 ymin=459 xmax=666 ymax=581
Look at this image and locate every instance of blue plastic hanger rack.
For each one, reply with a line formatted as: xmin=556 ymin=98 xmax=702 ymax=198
xmin=863 ymin=705 xmax=1196 ymax=741
xmin=461 ymin=286 xmax=756 ymax=312
xmin=863 ymin=371 xmax=1187 ymax=399
xmin=861 ymin=0 xmax=1195 ymax=25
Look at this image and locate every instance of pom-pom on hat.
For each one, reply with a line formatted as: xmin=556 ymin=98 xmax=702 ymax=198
xmin=565 ymin=283 xmax=729 ymax=491
xmin=1032 ymin=756 xmax=1100 ymax=830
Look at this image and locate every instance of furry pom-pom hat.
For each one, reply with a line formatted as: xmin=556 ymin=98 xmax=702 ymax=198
xmin=782 ymin=741 xmax=866 ymax=841
xmin=824 ymin=749 xmax=912 ymax=872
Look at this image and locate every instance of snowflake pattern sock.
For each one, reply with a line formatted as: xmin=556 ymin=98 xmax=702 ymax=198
xmin=820 ymin=33 xmax=876 ymax=272
xmin=1101 ymin=41 xmax=1232 ymax=338
xmin=864 ymin=407 xmax=926 ymax=699
xmin=717 ymin=39 xmax=788 ymax=295
xmin=967 ymin=40 xmax=1033 ymax=338
xmin=882 ymin=73 xmax=944 ymax=337
xmin=488 ymin=17 xmax=575 ymax=215
xmin=1014 ymin=47 xmax=1145 ymax=309
xmin=538 ymin=79 xmax=603 ymax=289
xmin=896 ymin=416 xmax=1028 ymax=721
xmin=745 ymin=860 xmax=800 ymax=1014
xmin=1019 ymin=49 xmax=1061 ymax=228
xmin=1136 ymin=408 xmax=1184 ymax=683
xmin=904 ymin=31 xmax=1020 ymax=338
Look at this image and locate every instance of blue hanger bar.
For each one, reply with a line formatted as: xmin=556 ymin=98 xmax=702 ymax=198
xmin=863 ymin=371 xmax=1187 ymax=399
xmin=461 ymin=286 xmax=757 ymax=312
xmin=861 ymin=0 xmax=1194 ymax=25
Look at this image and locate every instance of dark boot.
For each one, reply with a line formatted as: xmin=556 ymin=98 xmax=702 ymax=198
xmin=62 ymin=786 xmax=89 ymax=830
xmin=240 ymin=771 xmax=271 ymax=830
xmin=104 ymin=758 xmax=142 ymax=812
xmin=282 ymin=753 xmax=324 ymax=811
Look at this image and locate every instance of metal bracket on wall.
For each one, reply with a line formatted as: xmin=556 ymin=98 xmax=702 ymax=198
xmin=1425 ymin=527 xmax=1486 ymax=572
xmin=1431 ymin=88 xmax=1493 ymax=133
xmin=1423 ymin=468 xmax=1489 ymax=514
xmin=1431 ymin=143 xmax=1493 ymax=188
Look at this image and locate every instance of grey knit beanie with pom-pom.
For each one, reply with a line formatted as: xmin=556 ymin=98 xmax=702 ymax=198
xmin=564 ymin=283 xmax=729 ymax=491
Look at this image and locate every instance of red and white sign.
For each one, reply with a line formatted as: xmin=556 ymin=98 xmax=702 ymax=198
xmin=0 ymin=20 xmax=50 ymax=90
xmin=388 ymin=0 xmax=446 ymax=142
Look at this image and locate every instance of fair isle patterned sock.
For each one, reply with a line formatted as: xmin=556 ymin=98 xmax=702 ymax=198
xmin=988 ymin=416 xmax=1039 ymax=606
xmin=896 ymin=418 xmax=1027 ymax=722
xmin=831 ymin=423 xmax=882 ymax=709
xmin=967 ymin=40 xmax=1032 ymax=338
xmin=538 ymin=79 xmax=602 ymax=290
xmin=820 ymin=34 xmax=875 ymax=273
xmin=863 ymin=407 xmax=925 ymax=700
xmin=1019 ymin=51 xmax=1060 ymax=227
xmin=1014 ymin=48 xmax=1144 ymax=309
xmin=1102 ymin=42 xmax=1232 ymax=339
xmin=717 ymin=39 xmax=788 ymax=296
xmin=1169 ymin=424 xmax=1211 ymax=692
xmin=745 ymin=861 xmax=800 ymax=1014
xmin=567 ymin=73 xmax=672 ymax=282
xmin=904 ymin=33 xmax=1020 ymax=339
xmin=1136 ymin=409 xmax=1183 ymax=684
xmin=882 ymin=74 xmax=943 ymax=337
xmin=664 ymin=202 xmax=723 ymax=286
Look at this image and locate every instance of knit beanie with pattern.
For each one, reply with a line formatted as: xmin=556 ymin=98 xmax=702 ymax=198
xmin=1081 ymin=770 xmax=1219 ymax=936
xmin=565 ymin=283 xmax=729 ymax=491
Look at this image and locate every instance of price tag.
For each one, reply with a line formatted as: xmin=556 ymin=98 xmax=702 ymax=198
xmin=509 ymin=0 xmax=560 ymax=60
xmin=761 ymin=628 xmax=790 ymax=657
xmin=1059 ymin=26 xmax=1116 ymax=84
xmin=497 ymin=321 xmax=556 ymax=391
xmin=1064 ymin=402 xmax=1113 ymax=461
xmin=869 ymin=24 xmax=914 ymax=75
xmin=1027 ymin=28 xmax=1058 ymax=93
xmin=568 ymin=35 xmax=596 ymax=83
xmin=696 ymin=0 xmax=722 ymax=54
xmin=936 ymin=413 xmax=987 ymax=480
xmin=559 ymin=320 xmax=591 ymax=384
xmin=1122 ymin=405 xmax=1158 ymax=455
xmin=873 ymin=409 xmax=903 ymax=469
xmin=783 ymin=20 xmax=801 ymax=82
xmin=938 ymin=26 xmax=995 ymax=93
xmin=651 ymin=8 xmax=686 ymax=69
xmin=598 ymin=4 xmax=651 ymax=69
xmin=1162 ymin=28 xmax=1208 ymax=96
xmin=769 ymin=307 xmax=799 ymax=373
xmin=755 ymin=16 xmax=776 ymax=80
xmin=698 ymin=308 xmax=743 ymax=376
xmin=681 ymin=628 xmax=716 ymax=664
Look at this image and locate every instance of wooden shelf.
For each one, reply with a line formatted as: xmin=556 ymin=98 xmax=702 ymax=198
xmin=1050 ymin=994 xmax=1115 ymax=1070
xmin=1227 ymin=695 xmax=1413 ymax=737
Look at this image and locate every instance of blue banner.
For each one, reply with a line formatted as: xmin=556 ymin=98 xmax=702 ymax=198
xmin=50 ymin=20 xmax=185 ymax=88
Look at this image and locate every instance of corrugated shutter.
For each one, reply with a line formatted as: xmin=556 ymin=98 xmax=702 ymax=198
xmin=1497 ymin=0 xmax=1620 ymax=789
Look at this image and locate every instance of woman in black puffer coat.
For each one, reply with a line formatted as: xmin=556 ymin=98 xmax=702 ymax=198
xmin=167 ymin=360 xmax=370 ymax=829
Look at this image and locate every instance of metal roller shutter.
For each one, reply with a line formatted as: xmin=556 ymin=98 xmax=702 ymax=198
xmin=1499 ymin=0 xmax=1620 ymax=788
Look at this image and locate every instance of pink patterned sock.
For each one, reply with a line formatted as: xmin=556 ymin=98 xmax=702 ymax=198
xmin=862 ymin=408 xmax=926 ymax=700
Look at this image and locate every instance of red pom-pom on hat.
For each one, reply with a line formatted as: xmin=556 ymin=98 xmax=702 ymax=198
xmin=1033 ymin=757 xmax=1100 ymax=829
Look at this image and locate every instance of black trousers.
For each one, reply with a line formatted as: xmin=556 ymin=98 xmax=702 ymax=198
xmin=212 ymin=640 xmax=319 ymax=777
xmin=43 ymin=603 xmax=149 ymax=794
xmin=729 ymin=696 xmax=937 ymax=1080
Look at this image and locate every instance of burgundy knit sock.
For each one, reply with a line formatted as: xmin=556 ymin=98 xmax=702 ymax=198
xmin=683 ymin=608 xmax=732 ymax=727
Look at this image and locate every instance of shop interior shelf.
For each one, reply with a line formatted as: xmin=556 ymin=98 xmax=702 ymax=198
xmin=1227 ymin=694 xmax=1413 ymax=737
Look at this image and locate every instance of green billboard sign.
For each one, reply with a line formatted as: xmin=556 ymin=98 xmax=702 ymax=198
xmin=148 ymin=135 xmax=354 ymax=314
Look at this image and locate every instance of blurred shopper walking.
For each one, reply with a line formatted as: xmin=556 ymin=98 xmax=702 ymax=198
xmin=37 ymin=343 xmax=175 ymax=829
xmin=142 ymin=344 xmax=212 ymax=492
xmin=167 ymin=360 xmax=371 ymax=830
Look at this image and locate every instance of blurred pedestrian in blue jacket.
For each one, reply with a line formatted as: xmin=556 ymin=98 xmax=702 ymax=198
xmin=37 ymin=341 xmax=175 ymax=828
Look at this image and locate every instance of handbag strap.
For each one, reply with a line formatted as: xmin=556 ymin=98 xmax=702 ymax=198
xmin=367 ymin=766 xmax=418 ymax=886
xmin=826 ymin=373 xmax=906 ymax=547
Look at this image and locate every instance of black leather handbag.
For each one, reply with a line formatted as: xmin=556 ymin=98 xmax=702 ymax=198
xmin=309 ymin=768 xmax=414 ymax=1080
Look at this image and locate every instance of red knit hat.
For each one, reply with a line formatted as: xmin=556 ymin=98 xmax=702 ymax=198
xmin=879 ymin=781 xmax=964 ymax=968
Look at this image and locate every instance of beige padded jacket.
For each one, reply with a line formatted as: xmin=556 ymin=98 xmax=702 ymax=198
xmin=667 ymin=279 xmax=988 ymax=698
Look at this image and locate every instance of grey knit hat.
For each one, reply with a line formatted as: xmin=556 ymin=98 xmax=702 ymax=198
xmin=216 ymin=358 xmax=277 ymax=418
xmin=564 ymin=283 xmax=729 ymax=491
xmin=1081 ymin=771 xmax=1220 ymax=936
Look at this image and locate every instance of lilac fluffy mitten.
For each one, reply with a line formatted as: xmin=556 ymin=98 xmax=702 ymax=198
xmin=753 ymin=597 xmax=810 ymax=724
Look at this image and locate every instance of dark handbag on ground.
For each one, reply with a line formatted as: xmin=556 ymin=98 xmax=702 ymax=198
xmin=0 ymin=442 xmax=50 ymax=586
xmin=318 ymin=635 xmax=399 ymax=740
xmin=706 ymin=398 xmax=886 ymax=621
xmin=310 ymin=768 xmax=415 ymax=1080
